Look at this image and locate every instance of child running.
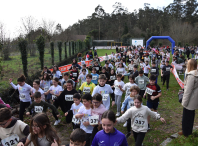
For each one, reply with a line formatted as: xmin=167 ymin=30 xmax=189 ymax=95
xmin=79 ymin=74 xmax=96 ymax=95
xmin=91 ymin=68 xmax=99 ymax=86
xmin=78 ymin=69 xmax=87 ymax=86
xmin=66 ymin=128 xmax=86 ymax=146
xmin=31 ymin=79 xmax=45 ymax=101
xmin=92 ymin=110 xmax=128 ymax=146
xmin=117 ymin=95 xmax=166 ymax=146
xmin=9 ymin=75 xmax=32 ymax=121
xmin=40 ymin=73 xmax=52 ymax=103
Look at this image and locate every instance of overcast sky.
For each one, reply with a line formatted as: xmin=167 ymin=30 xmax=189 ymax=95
xmin=0 ymin=0 xmax=173 ymax=38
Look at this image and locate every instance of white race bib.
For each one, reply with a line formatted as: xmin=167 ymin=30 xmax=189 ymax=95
xmin=115 ymin=84 xmax=119 ymax=89
xmin=95 ymin=67 xmax=99 ymax=70
xmin=128 ymin=100 xmax=134 ymax=108
xmin=34 ymin=106 xmax=43 ymax=113
xmin=83 ymin=87 xmax=90 ymax=93
xmin=73 ymin=73 xmax=77 ymax=77
xmin=118 ymin=71 xmax=123 ymax=74
xmin=110 ymin=76 xmax=116 ymax=80
xmin=1 ymin=134 xmax=19 ymax=146
xmin=89 ymin=115 xmax=99 ymax=125
xmin=72 ymin=115 xmax=81 ymax=124
xmin=65 ymin=95 xmax=73 ymax=101
xmin=129 ymin=67 xmax=133 ymax=70
xmin=151 ymin=69 xmax=156 ymax=73
xmin=44 ymin=86 xmax=49 ymax=92
xmin=134 ymin=117 xmax=146 ymax=127
xmin=166 ymin=67 xmax=170 ymax=71
xmin=92 ymin=76 xmax=97 ymax=80
xmin=145 ymin=87 xmax=154 ymax=95
xmin=138 ymin=80 xmax=144 ymax=84
xmin=102 ymin=94 xmax=108 ymax=101
xmin=19 ymin=94 xmax=25 ymax=99
xmin=52 ymin=95 xmax=57 ymax=100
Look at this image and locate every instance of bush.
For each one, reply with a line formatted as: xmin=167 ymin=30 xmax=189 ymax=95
xmin=36 ymin=35 xmax=45 ymax=70
xmin=50 ymin=42 xmax=54 ymax=65
xmin=64 ymin=42 xmax=67 ymax=59
xmin=18 ymin=38 xmax=28 ymax=77
xmin=178 ymin=42 xmax=182 ymax=47
xmin=57 ymin=41 xmax=62 ymax=62
xmin=159 ymin=42 xmax=162 ymax=47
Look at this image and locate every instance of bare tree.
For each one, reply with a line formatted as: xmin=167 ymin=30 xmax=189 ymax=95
xmin=42 ymin=19 xmax=56 ymax=42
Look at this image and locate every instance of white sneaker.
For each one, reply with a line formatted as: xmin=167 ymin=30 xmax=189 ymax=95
xmin=54 ymin=119 xmax=61 ymax=125
xmin=116 ymin=112 xmax=120 ymax=117
xmin=123 ymin=121 xmax=127 ymax=127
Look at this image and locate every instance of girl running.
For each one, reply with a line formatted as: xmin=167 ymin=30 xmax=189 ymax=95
xmin=52 ymin=65 xmax=62 ymax=80
xmin=40 ymin=73 xmax=52 ymax=103
xmin=31 ymin=79 xmax=45 ymax=101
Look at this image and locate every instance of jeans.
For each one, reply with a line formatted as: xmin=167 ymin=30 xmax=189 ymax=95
xmin=45 ymin=94 xmax=51 ymax=103
xmin=19 ymin=101 xmax=30 ymax=121
xmin=115 ymin=94 xmax=122 ymax=112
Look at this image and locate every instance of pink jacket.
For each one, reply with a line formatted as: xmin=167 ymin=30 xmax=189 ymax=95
xmin=91 ymin=104 xmax=107 ymax=124
xmin=0 ymin=98 xmax=11 ymax=108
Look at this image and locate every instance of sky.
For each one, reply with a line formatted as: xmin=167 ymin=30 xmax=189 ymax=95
xmin=0 ymin=0 xmax=173 ymax=39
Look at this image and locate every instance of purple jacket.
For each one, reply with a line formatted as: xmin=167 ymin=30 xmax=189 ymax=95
xmin=91 ymin=128 xmax=128 ymax=146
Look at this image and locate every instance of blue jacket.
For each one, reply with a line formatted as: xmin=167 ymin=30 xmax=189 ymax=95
xmin=92 ymin=128 xmax=128 ymax=146
xmin=121 ymin=96 xmax=134 ymax=112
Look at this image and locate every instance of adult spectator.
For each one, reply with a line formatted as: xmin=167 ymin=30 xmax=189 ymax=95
xmin=89 ymin=51 xmax=93 ymax=60
xmin=186 ymin=47 xmax=190 ymax=59
xmin=178 ymin=59 xmax=198 ymax=137
xmin=69 ymin=59 xmax=82 ymax=70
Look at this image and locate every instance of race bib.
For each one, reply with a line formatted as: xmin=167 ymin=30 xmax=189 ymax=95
xmin=1 ymin=134 xmax=19 ymax=146
xmin=34 ymin=106 xmax=43 ymax=113
xmin=52 ymin=95 xmax=57 ymax=100
xmin=19 ymin=94 xmax=25 ymax=99
xmin=145 ymin=87 xmax=154 ymax=95
xmin=115 ymin=84 xmax=119 ymax=89
xmin=95 ymin=67 xmax=99 ymax=71
xmin=44 ymin=86 xmax=49 ymax=92
xmin=89 ymin=115 xmax=99 ymax=125
xmin=118 ymin=71 xmax=123 ymax=74
xmin=126 ymin=91 xmax=131 ymax=97
xmin=134 ymin=117 xmax=146 ymax=127
xmin=129 ymin=59 xmax=132 ymax=61
xmin=72 ymin=115 xmax=80 ymax=124
xmin=73 ymin=73 xmax=77 ymax=77
xmin=158 ymin=56 xmax=161 ymax=58
xmin=128 ymin=100 xmax=134 ymax=107
xmin=102 ymin=94 xmax=108 ymax=101
xmin=83 ymin=87 xmax=90 ymax=93
xmin=151 ymin=69 xmax=156 ymax=73
xmin=166 ymin=67 xmax=170 ymax=71
xmin=65 ymin=95 xmax=73 ymax=101
xmin=129 ymin=67 xmax=133 ymax=70
xmin=110 ymin=76 xmax=116 ymax=80
xmin=138 ymin=80 xmax=144 ymax=84
xmin=92 ymin=76 xmax=97 ymax=80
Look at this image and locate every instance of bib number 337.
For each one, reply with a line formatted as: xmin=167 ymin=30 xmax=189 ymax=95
xmin=1 ymin=134 xmax=19 ymax=146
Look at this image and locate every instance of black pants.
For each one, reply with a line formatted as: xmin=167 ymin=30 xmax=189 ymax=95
xmin=19 ymin=101 xmax=30 ymax=121
xmin=90 ymin=125 xmax=99 ymax=144
xmin=161 ymin=76 xmax=163 ymax=82
xmin=132 ymin=131 xmax=146 ymax=146
xmin=163 ymin=74 xmax=170 ymax=89
xmin=127 ymin=118 xmax=131 ymax=133
xmin=182 ymin=107 xmax=195 ymax=136
xmin=85 ymin=133 xmax=92 ymax=146
xmin=144 ymin=73 xmax=148 ymax=77
xmin=139 ymin=90 xmax=145 ymax=98
xmin=72 ymin=122 xmax=80 ymax=130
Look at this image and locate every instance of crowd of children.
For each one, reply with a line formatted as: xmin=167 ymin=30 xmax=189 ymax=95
xmin=0 ymin=46 xmax=173 ymax=146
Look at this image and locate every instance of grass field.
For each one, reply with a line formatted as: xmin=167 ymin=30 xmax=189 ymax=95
xmin=10 ymin=49 xmax=198 ymax=145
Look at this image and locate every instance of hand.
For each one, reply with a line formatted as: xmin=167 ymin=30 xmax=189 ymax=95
xmin=17 ymin=142 xmax=24 ymax=146
xmin=65 ymin=112 xmax=68 ymax=116
xmin=121 ymin=111 xmax=124 ymax=114
xmin=51 ymin=139 xmax=58 ymax=146
xmin=76 ymin=114 xmax=83 ymax=119
xmin=56 ymin=115 xmax=59 ymax=117
xmin=9 ymin=78 xmax=12 ymax=83
xmin=143 ymin=94 xmax=146 ymax=99
xmin=83 ymin=121 xmax=89 ymax=126
xmin=26 ymin=112 xmax=30 ymax=115
xmin=109 ymin=79 xmax=111 ymax=81
xmin=112 ymin=101 xmax=115 ymax=107
xmin=160 ymin=117 xmax=166 ymax=123
xmin=161 ymin=74 xmax=163 ymax=76
xmin=151 ymin=96 xmax=155 ymax=100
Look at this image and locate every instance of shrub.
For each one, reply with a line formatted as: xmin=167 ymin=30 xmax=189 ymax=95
xmin=36 ymin=35 xmax=45 ymax=70
xmin=57 ymin=41 xmax=62 ymax=62
xmin=50 ymin=42 xmax=54 ymax=65
xmin=64 ymin=42 xmax=67 ymax=59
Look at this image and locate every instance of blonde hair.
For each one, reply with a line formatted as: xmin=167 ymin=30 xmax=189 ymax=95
xmin=187 ymin=59 xmax=197 ymax=73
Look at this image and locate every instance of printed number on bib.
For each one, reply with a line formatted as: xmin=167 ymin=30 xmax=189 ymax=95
xmin=115 ymin=84 xmax=119 ymax=89
xmin=128 ymin=101 xmax=134 ymax=107
xmin=118 ymin=71 xmax=123 ymax=74
xmin=138 ymin=80 xmax=144 ymax=84
xmin=72 ymin=115 xmax=80 ymax=124
xmin=65 ymin=95 xmax=73 ymax=101
xmin=19 ymin=94 xmax=25 ymax=99
xmin=134 ymin=117 xmax=146 ymax=127
xmin=89 ymin=115 xmax=99 ymax=125
xmin=44 ymin=86 xmax=49 ymax=92
xmin=166 ymin=67 xmax=170 ymax=71
xmin=1 ymin=134 xmax=19 ymax=146
xmin=110 ymin=76 xmax=115 ymax=80
xmin=92 ymin=76 xmax=97 ymax=80
xmin=73 ymin=73 xmax=77 ymax=77
xmin=129 ymin=67 xmax=133 ymax=70
xmin=102 ymin=94 xmax=108 ymax=101
xmin=52 ymin=95 xmax=57 ymax=100
xmin=95 ymin=67 xmax=99 ymax=70
xmin=146 ymin=88 xmax=154 ymax=95
xmin=34 ymin=106 xmax=43 ymax=113
xmin=83 ymin=87 xmax=90 ymax=93
xmin=151 ymin=69 xmax=156 ymax=73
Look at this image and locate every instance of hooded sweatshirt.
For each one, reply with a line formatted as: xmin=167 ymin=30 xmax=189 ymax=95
xmin=91 ymin=128 xmax=128 ymax=146
xmin=91 ymin=104 xmax=106 ymax=124
xmin=135 ymin=75 xmax=149 ymax=90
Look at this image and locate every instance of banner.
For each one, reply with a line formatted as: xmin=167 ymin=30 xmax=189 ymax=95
xmin=171 ymin=64 xmax=184 ymax=89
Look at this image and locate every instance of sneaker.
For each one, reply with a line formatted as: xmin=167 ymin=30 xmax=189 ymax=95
xmin=125 ymin=132 xmax=131 ymax=138
xmin=116 ymin=112 xmax=120 ymax=117
xmin=148 ymin=124 xmax=151 ymax=130
xmin=123 ymin=121 xmax=127 ymax=127
xmin=54 ymin=119 xmax=61 ymax=125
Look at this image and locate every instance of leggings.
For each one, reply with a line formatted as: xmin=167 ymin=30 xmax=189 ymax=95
xmin=132 ymin=131 xmax=146 ymax=146
xmin=115 ymin=94 xmax=122 ymax=112
xmin=90 ymin=125 xmax=99 ymax=144
xmin=139 ymin=90 xmax=145 ymax=98
xmin=163 ymin=74 xmax=170 ymax=89
xmin=19 ymin=101 xmax=30 ymax=121
xmin=127 ymin=118 xmax=131 ymax=133
xmin=85 ymin=133 xmax=92 ymax=146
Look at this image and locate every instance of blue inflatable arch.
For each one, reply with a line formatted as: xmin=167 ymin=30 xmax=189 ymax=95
xmin=146 ymin=36 xmax=175 ymax=54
